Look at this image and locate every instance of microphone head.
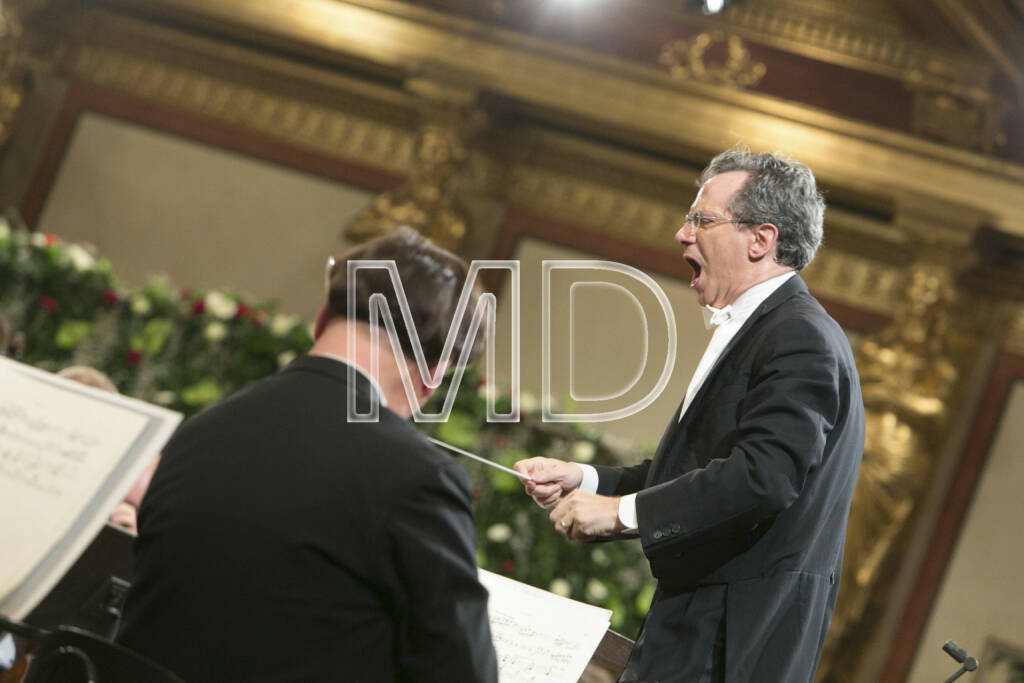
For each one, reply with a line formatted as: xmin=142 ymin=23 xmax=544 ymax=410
xmin=943 ymin=640 xmax=968 ymax=663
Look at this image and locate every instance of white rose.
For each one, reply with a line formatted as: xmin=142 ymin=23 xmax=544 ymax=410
xmin=270 ymin=313 xmax=297 ymax=337
xmin=549 ymin=578 xmax=572 ymax=598
xmin=572 ymin=441 xmax=596 ymax=463
xmin=204 ymin=291 xmax=238 ymax=320
xmin=477 ymin=382 xmax=498 ymax=401
xmin=486 ymin=523 xmax=512 ymax=543
xmin=204 ymin=321 xmax=228 ymax=342
xmin=153 ymin=390 xmax=176 ymax=405
xmin=519 ymin=390 xmax=539 ymax=414
xmin=130 ymin=295 xmax=151 ymax=316
xmin=585 ymin=578 xmax=608 ymax=603
xmin=277 ymin=350 xmax=297 ymax=368
xmin=591 ymin=548 xmax=610 ymax=566
xmin=65 ymin=244 xmax=96 ymax=272
xmin=30 ymin=232 xmax=49 ymax=248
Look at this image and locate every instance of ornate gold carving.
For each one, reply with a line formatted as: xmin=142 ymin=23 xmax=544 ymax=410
xmin=344 ymin=77 xmax=486 ymax=251
xmin=817 ymin=261 xmax=964 ymax=683
xmin=907 ymin=70 xmax=1006 ymax=152
xmin=800 ymin=249 xmax=903 ymax=315
xmin=659 ymin=31 xmax=766 ymax=89
xmin=67 ymin=45 xmax=417 ymax=173
xmin=718 ymin=1 xmax=989 ymax=85
xmin=0 ymin=2 xmax=28 ymax=146
xmin=505 ymin=165 xmax=681 ymax=252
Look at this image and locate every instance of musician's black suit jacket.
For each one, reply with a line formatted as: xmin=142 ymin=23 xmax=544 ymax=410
xmin=117 ymin=355 xmax=497 ymax=683
xmin=595 ymin=275 xmax=864 ymax=683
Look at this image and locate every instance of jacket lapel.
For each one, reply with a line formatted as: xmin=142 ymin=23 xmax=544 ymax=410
xmin=646 ymin=275 xmax=809 ymax=485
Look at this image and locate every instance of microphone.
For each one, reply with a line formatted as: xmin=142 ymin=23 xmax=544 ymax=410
xmin=941 ymin=640 xmax=979 ymax=682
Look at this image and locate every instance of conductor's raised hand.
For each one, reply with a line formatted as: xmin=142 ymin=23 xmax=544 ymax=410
xmin=512 ymin=457 xmax=582 ymax=509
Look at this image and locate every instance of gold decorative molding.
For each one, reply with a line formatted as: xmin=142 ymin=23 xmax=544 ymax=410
xmin=707 ymin=0 xmax=990 ymax=85
xmin=659 ymin=31 xmax=766 ymax=90
xmin=505 ymin=165 xmax=681 ymax=252
xmin=66 ymin=45 xmax=417 ymax=174
xmin=907 ymin=71 xmax=1005 ymax=152
xmin=345 ymin=76 xmax=486 ymax=250
xmin=801 ymin=250 xmax=903 ymax=316
xmin=63 ymin=0 xmax=1024 ymax=241
xmin=0 ymin=2 xmax=27 ymax=146
xmin=819 ymin=260 xmax=967 ymax=683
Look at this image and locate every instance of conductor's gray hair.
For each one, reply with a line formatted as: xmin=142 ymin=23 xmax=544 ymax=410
xmin=701 ymin=149 xmax=825 ymax=270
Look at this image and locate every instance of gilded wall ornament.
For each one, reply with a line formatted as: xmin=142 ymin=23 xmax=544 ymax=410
xmin=0 ymin=3 xmax=26 ymax=146
xmin=817 ymin=262 xmax=962 ymax=682
xmin=345 ymin=79 xmax=486 ymax=251
xmin=659 ymin=31 xmax=766 ymax=89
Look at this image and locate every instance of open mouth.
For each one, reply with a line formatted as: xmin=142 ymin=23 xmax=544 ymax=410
xmin=684 ymin=256 xmax=702 ymax=288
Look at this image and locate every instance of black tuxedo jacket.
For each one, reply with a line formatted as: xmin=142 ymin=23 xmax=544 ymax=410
xmin=117 ymin=355 xmax=497 ymax=683
xmin=595 ymin=275 xmax=864 ymax=683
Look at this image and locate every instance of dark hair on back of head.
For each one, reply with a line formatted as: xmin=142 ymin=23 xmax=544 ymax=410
xmin=326 ymin=227 xmax=486 ymax=367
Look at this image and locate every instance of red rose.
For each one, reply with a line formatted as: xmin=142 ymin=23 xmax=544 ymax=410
xmin=39 ymin=296 xmax=58 ymax=312
xmin=234 ymin=303 xmax=251 ymax=320
xmin=191 ymin=299 xmax=205 ymax=315
xmin=102 ymin=289 xmax=119 ymax=306
xmin=44 ymin=233 xmax=57 ymax=247
xmin=501 ymin=560 xmax=516 ymax=574
xmin=125 ymin=349 xmax=142 ymax=366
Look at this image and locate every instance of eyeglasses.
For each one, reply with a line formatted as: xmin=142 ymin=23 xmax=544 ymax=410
xmin=682 ymin=212 xmax=760 ymax=231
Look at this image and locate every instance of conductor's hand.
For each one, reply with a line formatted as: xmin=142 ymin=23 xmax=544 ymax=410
xmin=513 ymin=457 xmax=582 ymax=509
xmin=550 ymin=490 xmax=625 ymax=542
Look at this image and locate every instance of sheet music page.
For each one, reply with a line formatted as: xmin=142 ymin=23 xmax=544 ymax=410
xmin=0 ymin=357 xmax=181 ymax=619
xmin=479 ymin=569 xmax=612 ymax=683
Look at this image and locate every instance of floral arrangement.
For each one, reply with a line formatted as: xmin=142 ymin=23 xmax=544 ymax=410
xmin=0 ymin=218 xmax=311 ymax=411
xmin=0 ymin=220 xmax=655 ymax=637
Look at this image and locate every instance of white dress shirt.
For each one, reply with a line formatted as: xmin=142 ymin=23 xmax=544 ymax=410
xmin=578 ymin=271 xmax=796 ymax=529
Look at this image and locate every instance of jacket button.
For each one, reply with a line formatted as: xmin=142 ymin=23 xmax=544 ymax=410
xmin=652 ymin=530 xmax=663 ymax=540
xmin=670 ymin=523 xmax=681 ymax=534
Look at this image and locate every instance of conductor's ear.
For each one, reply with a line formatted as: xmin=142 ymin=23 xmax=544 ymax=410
xmin=749 ymin=222 xmax=779 ymax=261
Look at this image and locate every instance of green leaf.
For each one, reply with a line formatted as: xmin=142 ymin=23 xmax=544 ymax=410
xmin=182 ymin=378 xmax=223 ymax=407
xmin=635 ymin=581 xmax=656 ymax=614
xmin=54 ymin=320 xmax=93 ymax=349
xmin=131 ymin=318 xmax=174 ymax=355
xmin=434 ymin=411 xmax=480 ymax=448
xmin=492 ymin=471 xmax=522 ymax=493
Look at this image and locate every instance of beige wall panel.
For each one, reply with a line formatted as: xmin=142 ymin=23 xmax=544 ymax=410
xmin=493 ymin=237 xmax=712 ymax=448
xmin=36 ymin=112 xmax=372 ymax=320
xmin=906 ymin=382 xmax=1024 ymax=683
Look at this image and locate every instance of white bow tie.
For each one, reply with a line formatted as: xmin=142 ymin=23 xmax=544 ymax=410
xmin=702 ymin=305 xmax=733 ymax=329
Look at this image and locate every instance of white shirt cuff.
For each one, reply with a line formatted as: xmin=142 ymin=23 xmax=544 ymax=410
xmin=618 ymin=493 xmax=638 ymax=530
xmin=0 ymin=633 xmax=15 ymax=670
xmin=575 ymin=463 xmax=599 ymax=493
